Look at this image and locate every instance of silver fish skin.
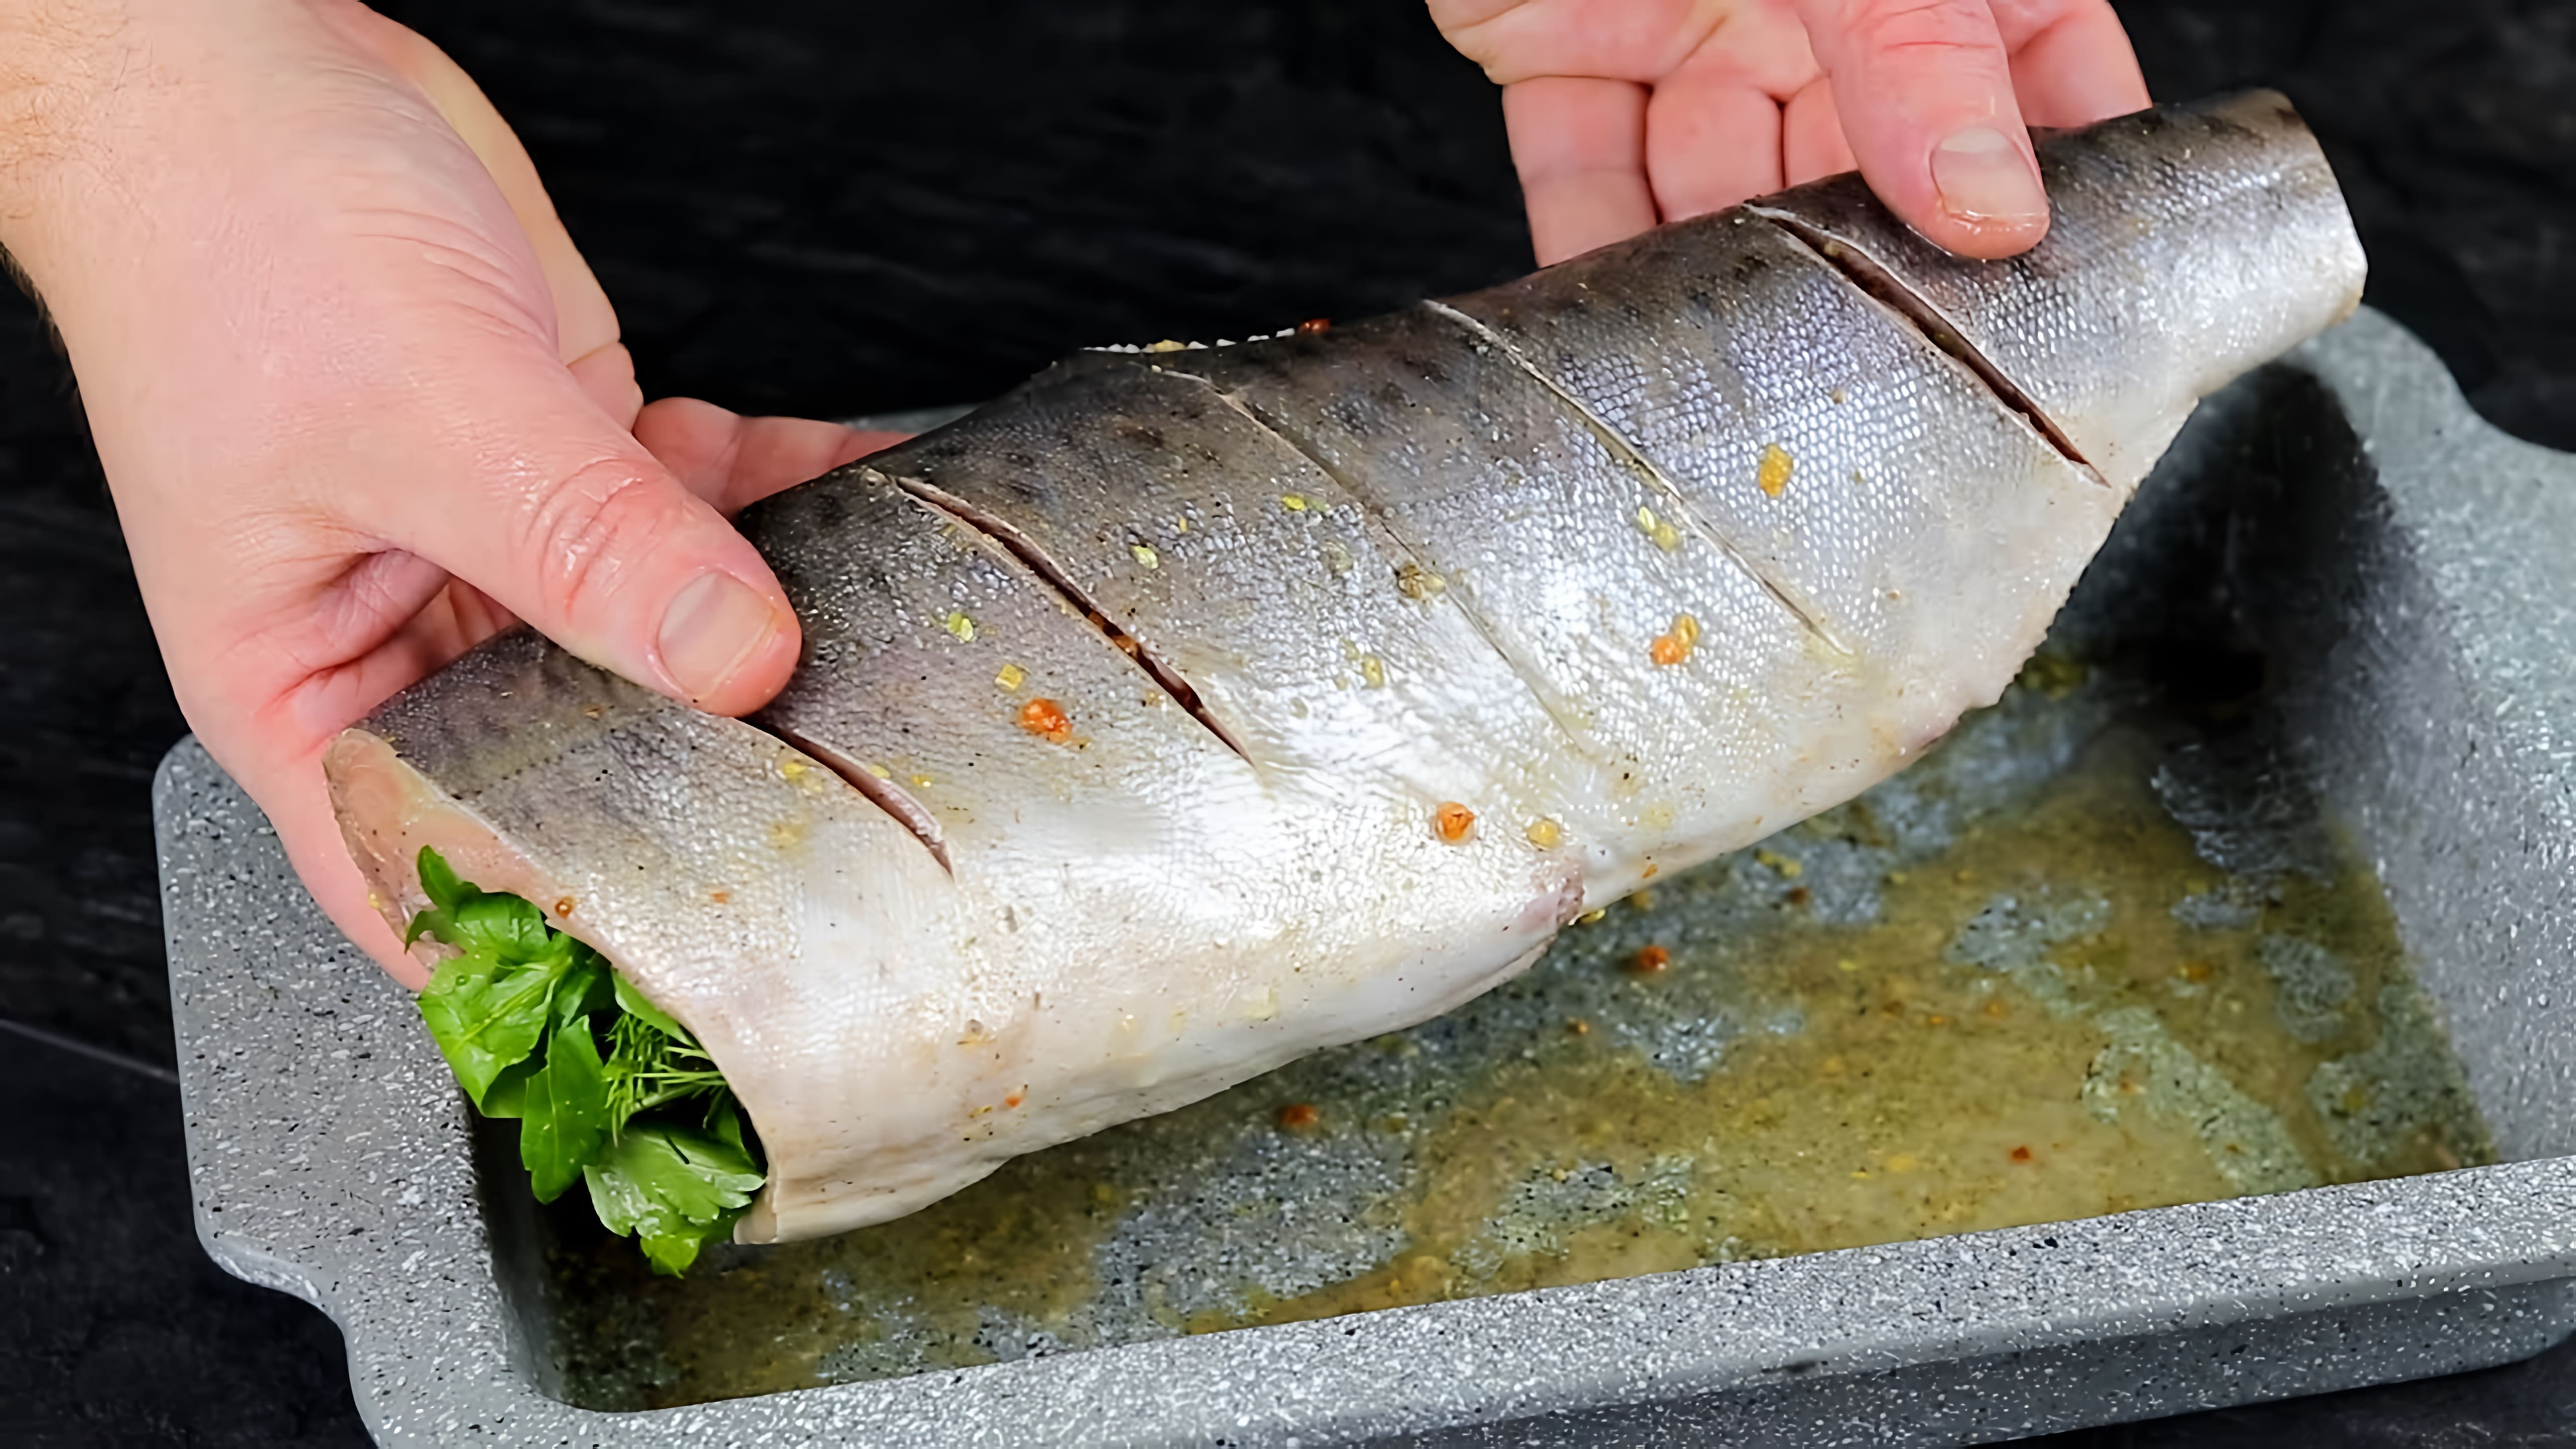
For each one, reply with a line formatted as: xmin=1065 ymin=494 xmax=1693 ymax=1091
xmin=327 ymin=91 xmax=2365 ymax=1243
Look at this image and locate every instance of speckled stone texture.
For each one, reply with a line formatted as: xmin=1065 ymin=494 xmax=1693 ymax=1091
xmin=9 ymin=0 xmax=2576 ymax=1443
xmin=156 ymin=312 xmax=2576 ymax=1446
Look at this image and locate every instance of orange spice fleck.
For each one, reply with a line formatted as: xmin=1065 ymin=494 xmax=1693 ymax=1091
xmin=707 ymin=890 xmax=730 ymax=906
xmin=1649 ymin=611 xmax=1700 ymax=667
xmin=1277 ymin=1102 xmax=1321 ymax=1129
xmin=1925 ymin=1014 xmax=1950 ymax=1027
xmin=1297 ymin=317 xmax=1332 ymax=336
xmin=1631 ymin=944 xmax=1671 ymax=975
xmin=1434 ymin=801 xmax=1476 ymax=842
xmin=1641 ymin=862 xmax=1660 ymax=880
xmin=2009 ymin=1145 xmax=2034 ymax=1163
xmin=2179 ymin=960 xmax=2215 ymax=982
xmin=1568 ymin=1018 xmax=1590 ymax=1036
xmin=1017 ymin=697 xmax=1074 ymax=743
xmin=553 ymin=897 xmax=577 ymax=919
xmin=1005 ymin=1088 xmax=1026 ymax=1109
xmin=1984 ymin=998 xmax=2010 ymax=1019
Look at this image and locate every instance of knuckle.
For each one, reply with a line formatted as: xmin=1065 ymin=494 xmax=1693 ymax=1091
xmin=1838 ymin=0 xmax=1999 ymax=61
xmin=518 ymin=456 xmax=689 ymax=619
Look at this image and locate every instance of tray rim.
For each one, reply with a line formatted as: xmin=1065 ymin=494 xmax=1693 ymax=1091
xmin=163 ymin=307 xmax=2576 ymax=1447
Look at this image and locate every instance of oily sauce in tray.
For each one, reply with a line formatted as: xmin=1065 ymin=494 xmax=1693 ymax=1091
xmin=545 ymin=653 xmax=2490 ymax=1410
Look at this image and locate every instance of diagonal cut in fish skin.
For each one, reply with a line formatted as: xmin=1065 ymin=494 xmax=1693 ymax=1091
xmin=326 ymin=91 xmax=2368 ymax=1245
xmin=1745 ymin=88 xmax=2365 ymax=495
xmin=1750 ymin=209 xmax=2104 ymax=482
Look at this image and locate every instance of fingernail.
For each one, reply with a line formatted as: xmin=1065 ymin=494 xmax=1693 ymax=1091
xmin=658 ymin=572 xmax=780 ymax=703
xmin=1932 ymin=126 xmax=2046 ymax=223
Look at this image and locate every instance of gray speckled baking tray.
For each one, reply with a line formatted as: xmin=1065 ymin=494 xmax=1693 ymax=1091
xmin=162 ymin=308 xmax=2576 ymax=1446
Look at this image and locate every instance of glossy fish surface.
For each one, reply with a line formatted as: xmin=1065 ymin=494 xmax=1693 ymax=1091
xmin=328 ymin=91 xmax=2366 ymax=1243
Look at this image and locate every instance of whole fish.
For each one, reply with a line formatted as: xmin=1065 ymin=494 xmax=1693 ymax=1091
xmin=329 ymin=91 xmax=2365 ymax=1244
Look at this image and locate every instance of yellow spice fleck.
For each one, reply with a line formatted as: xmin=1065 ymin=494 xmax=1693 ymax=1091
xmin=1280 ymin=494 xmax=1309 ymax=512
xmin=778 ymin=757 xmax=808 ymax=780
xmin=1674 ymin=612 xmax=1701 ymax=647
xmin=1147 ymin=339 xmax=1186 ymax=353
xmin=944 ymin=611 xmax=977 ymax=643
xmin=1359 ymin=655 xmax=1387 ymax=689
xmin=1757 ymin=442 xmax=1794 ymax=498
xmin=1755 ymin=848 xmax=1804 ymax=879
xmin=1524 ymin=818 xmax=1564 ymax=849
xmin=1576 ymin=907 xmax=1607 ymax=925
xmin=995 ymin=663 xmax=1027 ymax=691
xmin=866 ymin=763 xmax=892 ymax=779
xmin=1131 ymin=543 xmax=1160 ymax=570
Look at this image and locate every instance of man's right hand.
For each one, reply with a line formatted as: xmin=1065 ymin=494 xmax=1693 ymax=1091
xmin=0 ymin=0 xmax=902 ymax=980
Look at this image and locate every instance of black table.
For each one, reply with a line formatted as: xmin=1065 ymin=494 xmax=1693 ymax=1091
xmin=5 ymin=2 xmax=2571 ymax=1442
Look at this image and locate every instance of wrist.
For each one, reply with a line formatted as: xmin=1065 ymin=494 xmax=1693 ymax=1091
xmin=0 ymin=0 xmax=145 ymax=282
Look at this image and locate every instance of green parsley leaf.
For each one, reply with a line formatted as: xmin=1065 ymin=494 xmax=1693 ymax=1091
xmin=442 ymin=891 xmax=555 ymax=960
xmin=417 ymin=846 xmax=471 ymax=912
xmin=583 ymin=1124 xmax=763 ymax=1276
xmin=417 ymin=951 xmax=560 ymax=1109
xmin=478 ymin=1057 xmax=537 ymax=1120
xmin=521 ymin=1016 xmax=610 ymax=1202
xmin=409 ymin=847 xmax=768 ymax=1276
xmin=612 ymin=973 xmax=691 ymax=1042
xmin=551 ymin=944 xmax=616 ymax=1032
xmin=708 ymin=1096 xmax=751 ymax=1158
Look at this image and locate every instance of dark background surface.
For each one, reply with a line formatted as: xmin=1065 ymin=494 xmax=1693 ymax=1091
xmin=3 ymin=1 xmax=2571 ymax=1443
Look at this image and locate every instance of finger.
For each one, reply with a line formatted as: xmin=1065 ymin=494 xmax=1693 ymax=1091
xmin=632 ymin=396 xmax=901 ymax=514
xmin=270 ymin=570 xmax=529 ymax=984
xmin=1780 ymin=73 xmax=1859 ymax=185
xmin=272 ymin=760 xmax=424 ymax=986
xmin=357 ymin=349 xmax=802 ymax=720
xmin=268 ymin=589 xmax=536 ymax=987
xmin=1997 ymin=2 xmax=2149 ymax=128
xmin=1503 ymin=75 xmax=1658 ymax=265
xmin=327 ymin=6 xmax=622 ymax=368
xmin=567 ymin=341 xmax=646 ymax=431
xmin=1642 ymin=76 xmax=1785 ymax=221
xmin=1793 ymin=0 xmax=2049 ymax=259
xmin=1433 ymin=0 xmax=1732 ymax=85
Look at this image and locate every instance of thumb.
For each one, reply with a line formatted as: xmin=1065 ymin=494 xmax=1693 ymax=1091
xmin=379 ymin=356 xmax=802 ymax=715
xmin=1792 ymin=0 xmax=2048 ymax=259
xmin=315 ymin=11 xmax=802 ymax=714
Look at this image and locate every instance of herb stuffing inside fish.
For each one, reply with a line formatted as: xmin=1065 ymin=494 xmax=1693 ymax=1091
xmin=327 ymin=90 xmax=2367 ymax=1259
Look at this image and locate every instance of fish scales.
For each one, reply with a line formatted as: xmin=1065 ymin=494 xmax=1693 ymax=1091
xmin=1748 ymin=90 xmax=2366 ymax=490
xmin=326 ymin=91 xmax=2367 ymax=1242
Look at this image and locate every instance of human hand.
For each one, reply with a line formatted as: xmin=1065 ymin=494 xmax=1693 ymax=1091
xmin=1430 ymin=0 xmax=2151 ymax=264
xmin=0 ymin=0 xmax=905 ymax=981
